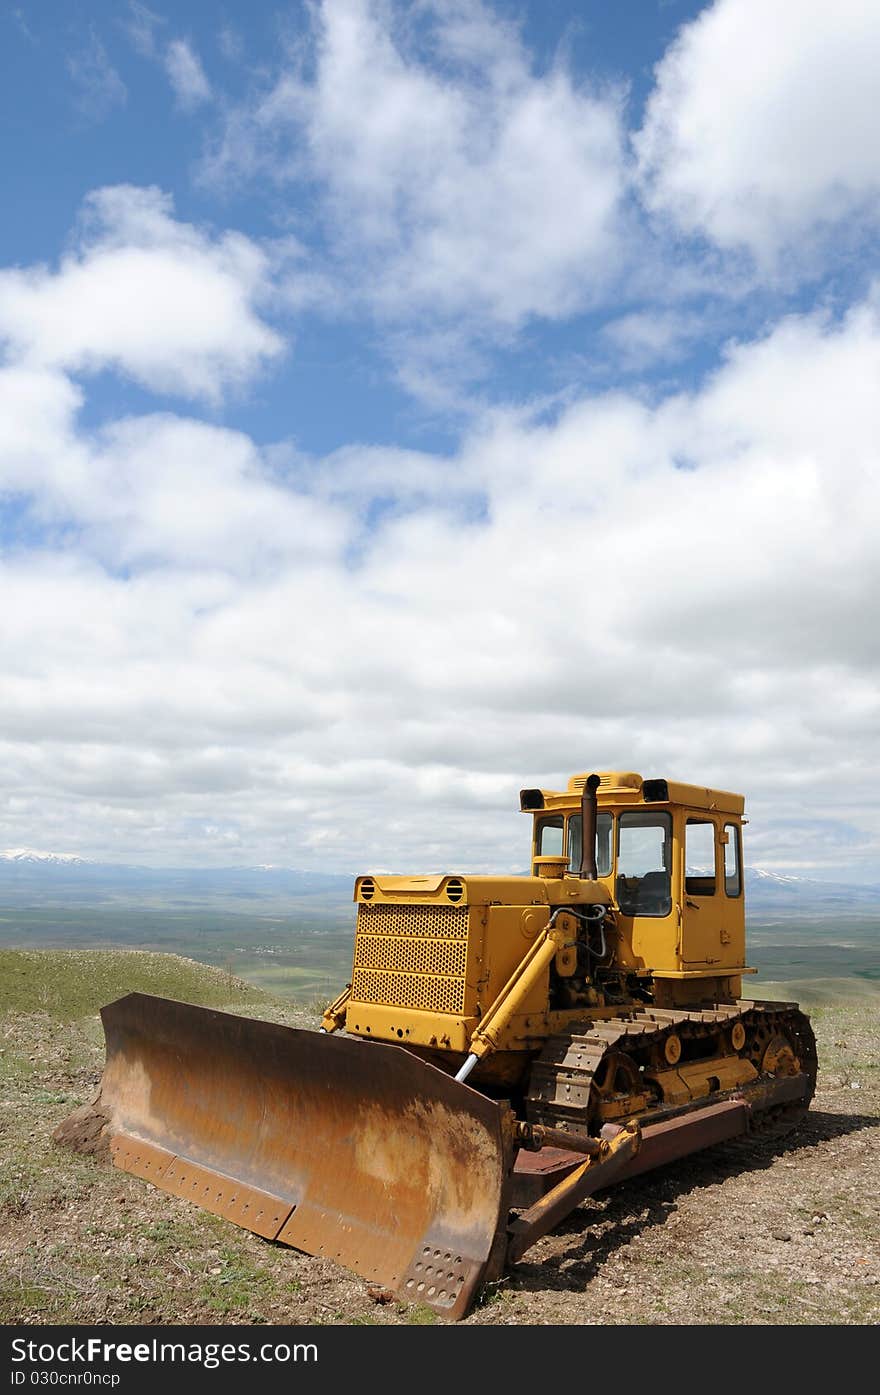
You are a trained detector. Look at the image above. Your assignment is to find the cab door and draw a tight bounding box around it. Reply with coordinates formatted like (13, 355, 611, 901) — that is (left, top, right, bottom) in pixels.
(679, 816, 720, 965)
(618, 810, 680, 973)
(716, 821, 745, 964)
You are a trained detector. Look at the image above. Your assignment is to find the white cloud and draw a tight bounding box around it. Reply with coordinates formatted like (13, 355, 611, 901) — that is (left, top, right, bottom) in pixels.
(208, 0, 629, 328)
(123, 2, 165, 58)
(599, 309, 707, 372)
(6, 4, 880, 883)
(0, 186, 283, 401)
(67, 32, 127, 122)
(636, 0, 880, 267)
(164, 37, 212, 110)
(0, 371, 346, 574)
(218, 25, 243, 63)
(1, 269, 879, 872)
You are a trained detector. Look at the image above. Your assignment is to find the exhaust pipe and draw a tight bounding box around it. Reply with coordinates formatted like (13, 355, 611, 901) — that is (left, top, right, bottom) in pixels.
(579, 773, 601, 880)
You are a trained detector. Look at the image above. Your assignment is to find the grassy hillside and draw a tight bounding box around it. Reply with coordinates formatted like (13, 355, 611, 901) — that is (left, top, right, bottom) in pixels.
(0, 908, 355, 1005)
(0, 947, 286, 1022)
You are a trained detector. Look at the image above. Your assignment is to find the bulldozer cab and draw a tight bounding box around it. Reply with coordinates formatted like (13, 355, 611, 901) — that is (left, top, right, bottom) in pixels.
(527, 772, 748, 985)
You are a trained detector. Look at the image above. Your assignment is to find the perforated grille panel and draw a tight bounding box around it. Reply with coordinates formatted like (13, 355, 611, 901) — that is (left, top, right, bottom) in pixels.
(354, 934, 468, 977)
(351, 903, 469, 1015)
(356, 903, 468, 938)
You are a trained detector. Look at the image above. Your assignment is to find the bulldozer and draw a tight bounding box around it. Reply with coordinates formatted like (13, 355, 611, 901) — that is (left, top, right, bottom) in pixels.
(56, 771, 817, 1319)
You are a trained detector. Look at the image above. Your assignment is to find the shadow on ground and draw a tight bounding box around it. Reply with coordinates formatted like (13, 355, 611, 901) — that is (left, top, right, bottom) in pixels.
(507, 1108, 878, 1295)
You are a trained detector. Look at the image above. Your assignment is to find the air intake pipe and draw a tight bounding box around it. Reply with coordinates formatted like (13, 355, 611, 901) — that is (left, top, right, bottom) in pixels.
(579, 773, 601, 880)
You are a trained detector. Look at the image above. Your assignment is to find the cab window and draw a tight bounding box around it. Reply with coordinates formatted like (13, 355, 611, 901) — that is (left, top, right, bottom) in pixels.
(568, 813, 613, 876)
(685, 819, 716, 896)
(723, 823, 742, 897)
(616, 812, 672, 917)
(535, 816, 564, 858)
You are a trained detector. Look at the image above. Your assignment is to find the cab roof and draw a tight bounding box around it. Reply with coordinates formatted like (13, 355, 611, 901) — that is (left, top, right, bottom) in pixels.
(521, 771, 744, 817)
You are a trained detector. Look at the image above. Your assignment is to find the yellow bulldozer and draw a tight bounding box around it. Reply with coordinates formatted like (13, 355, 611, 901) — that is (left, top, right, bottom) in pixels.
(56, 771, 817, 1319)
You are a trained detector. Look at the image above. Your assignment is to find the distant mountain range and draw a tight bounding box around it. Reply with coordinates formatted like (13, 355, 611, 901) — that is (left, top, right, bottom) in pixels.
(1, 849, 879, 918)
(0, 850, 356, 913)
(1, 849, 91, 866)
(743, 866, 880, 914)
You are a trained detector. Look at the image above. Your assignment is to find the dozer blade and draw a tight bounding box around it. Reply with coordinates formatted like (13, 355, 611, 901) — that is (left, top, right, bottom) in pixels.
(54, 993, 517, 1320)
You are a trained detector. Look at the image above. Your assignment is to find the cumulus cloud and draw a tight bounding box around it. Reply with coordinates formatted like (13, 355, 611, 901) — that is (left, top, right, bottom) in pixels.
(208, 0, 629, 328)
(0, 186, 283, 401)
(164, 37, 212, 109)
(1, 269, 879, 872)
(636, 0, 880, 267)
(0, 370, 345, 575)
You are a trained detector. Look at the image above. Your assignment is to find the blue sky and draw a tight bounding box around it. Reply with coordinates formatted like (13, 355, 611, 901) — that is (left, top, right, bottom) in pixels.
(1, 0, 879, 878)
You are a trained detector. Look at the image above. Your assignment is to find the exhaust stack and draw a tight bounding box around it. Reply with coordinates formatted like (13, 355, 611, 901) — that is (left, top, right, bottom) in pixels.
(579, 773, 601, 880)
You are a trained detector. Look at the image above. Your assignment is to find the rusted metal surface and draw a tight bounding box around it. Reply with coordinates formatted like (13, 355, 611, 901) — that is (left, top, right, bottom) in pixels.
(738, 1070, 812, 1115)
(161, 1157, 294, 1240)
(511, 1146, 588, 1208)
(109, 1136, 176, 1185)
(515, 1121, 604, 1156)
(56, 993, 516, 1321)
(506, 1122, 640, 1263)
(602, 1098, 749, 1182)
(511, 1073, 812, 1204)
(510, 1103, 750, 1206)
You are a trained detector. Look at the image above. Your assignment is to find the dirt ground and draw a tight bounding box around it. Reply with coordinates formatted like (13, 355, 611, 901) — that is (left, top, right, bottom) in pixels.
(1, 954, 877, 1328)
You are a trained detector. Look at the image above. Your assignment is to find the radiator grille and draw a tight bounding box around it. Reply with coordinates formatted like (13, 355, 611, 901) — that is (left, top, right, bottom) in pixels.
(351, 903, 469, 1015)
(353, 933, 468, 977)
(355, 903, 468, 938)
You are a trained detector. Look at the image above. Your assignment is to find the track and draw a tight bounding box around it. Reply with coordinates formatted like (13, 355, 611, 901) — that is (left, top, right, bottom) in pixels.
(525, 999, 818, 1142)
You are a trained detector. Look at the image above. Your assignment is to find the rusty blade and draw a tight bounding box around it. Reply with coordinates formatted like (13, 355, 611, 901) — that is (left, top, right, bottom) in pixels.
(55, 993, 516, 1320)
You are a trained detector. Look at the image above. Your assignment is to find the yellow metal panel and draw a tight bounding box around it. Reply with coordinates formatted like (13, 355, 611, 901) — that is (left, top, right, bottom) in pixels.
(343, 1002, 476, 1052)
(663, 782, 744, 815)
(356, 873, 555, 906)
(653, 967, 756, 979)
(357, 873, 447, 895)
(480, 904, 551, 1023)
(567, 771, 642, 793)
(536, 772, 745, 816)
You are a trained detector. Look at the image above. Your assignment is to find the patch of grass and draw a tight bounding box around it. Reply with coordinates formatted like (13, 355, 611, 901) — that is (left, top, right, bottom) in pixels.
(0, 948, 278, 1023)
(196, 1247, 287, 1319)
(0, 1121, 98, 1213)
(137, 1219, 181, 1251)
(476, 1280, 511, 1309)
(0, 1286, 51, 1317)
(404, 1303, 437, 1325)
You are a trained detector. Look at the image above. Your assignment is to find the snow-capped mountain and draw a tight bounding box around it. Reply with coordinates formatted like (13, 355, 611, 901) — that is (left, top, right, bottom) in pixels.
(749, 868, 807, 886)
(0, 848, 91, 866)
